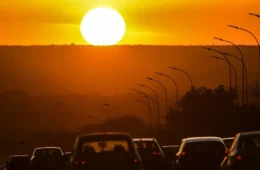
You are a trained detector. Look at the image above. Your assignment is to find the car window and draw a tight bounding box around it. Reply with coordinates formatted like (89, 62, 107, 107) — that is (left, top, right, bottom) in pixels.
(183, 141, 225, 154)
(81, 140, 130, 153)
(134, 141, 159, 151)
(34, 149, 62, 156)
(239, 135, 260, 150)
(8, 157, 30, 168)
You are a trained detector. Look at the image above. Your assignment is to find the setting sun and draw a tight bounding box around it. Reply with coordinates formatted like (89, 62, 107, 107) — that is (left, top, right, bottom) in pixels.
(80, 7, 126, 46)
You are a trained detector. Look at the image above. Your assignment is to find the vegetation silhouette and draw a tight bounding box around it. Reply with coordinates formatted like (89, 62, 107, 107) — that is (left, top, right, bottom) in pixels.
(166, 85, 260, 144)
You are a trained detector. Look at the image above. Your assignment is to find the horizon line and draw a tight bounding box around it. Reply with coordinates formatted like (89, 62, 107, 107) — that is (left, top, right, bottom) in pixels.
(0, 44, 258, 47)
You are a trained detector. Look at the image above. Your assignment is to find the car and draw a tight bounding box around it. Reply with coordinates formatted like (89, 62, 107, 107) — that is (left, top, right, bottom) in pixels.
(162, 145, 179, 170)
(176, 136, 228, 170)
(69, 132, 143, 170)
(222, 137, 235, 149)
(133, 138, 164, 170)
(5, 155, 30, 170)
(221, 131, 260, 170)
(30, 147, 64, 170)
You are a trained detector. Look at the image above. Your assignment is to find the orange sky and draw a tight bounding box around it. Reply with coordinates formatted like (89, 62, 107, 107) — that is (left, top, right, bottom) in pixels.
(1, 0, 260, 45)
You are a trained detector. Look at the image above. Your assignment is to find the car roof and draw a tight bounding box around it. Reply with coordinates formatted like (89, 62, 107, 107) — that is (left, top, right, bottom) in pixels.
(162, 145, 179, 148)
(34, 147, 61, 150)
(77, 132, 132, 140)
(222, 137, 235, 140)
(133, 138, 156, 142)
(239, 131, 260, 136)
(10, 155, 30, 158)
(182, 136, 223, 143)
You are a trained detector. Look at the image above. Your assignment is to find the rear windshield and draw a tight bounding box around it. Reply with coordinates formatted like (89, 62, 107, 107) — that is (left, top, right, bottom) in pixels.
(134, 141, 160, 151)
(238, 135, 260, 150)
(9, 157, 30, 167)
(183, 141, 225, 153)
(34, 149, 62, 156)
(81, 140, 130, 153)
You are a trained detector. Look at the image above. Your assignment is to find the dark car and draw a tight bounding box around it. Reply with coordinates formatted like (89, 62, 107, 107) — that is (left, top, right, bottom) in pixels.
(176, 137, 228, 170)
(69, 132, 143, 170)
(6, 155, 30, 170)
(222, 137, 235, 149)
(221, 131, 260, 170)
(133, 138, 164, 170)
(30, 147, 64, 170)
(162, 145, 179, 170)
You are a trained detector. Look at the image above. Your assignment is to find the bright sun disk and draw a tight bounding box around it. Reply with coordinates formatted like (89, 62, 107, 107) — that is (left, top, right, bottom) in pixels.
(80, 7, 126, 46)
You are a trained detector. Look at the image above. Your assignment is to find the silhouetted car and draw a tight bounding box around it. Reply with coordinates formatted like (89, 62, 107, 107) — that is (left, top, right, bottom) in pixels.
(176, 137, 227, 170)
(0, 161, 9, 170)
(69, 132, 143, 170)
(221, 131, 260, 170)
(222, 137, 235, 149)
(162, 145, 179, 170)
(30, 147, 64, 170)
(5, 155, 30, 170)
(133, 138, 164, 170)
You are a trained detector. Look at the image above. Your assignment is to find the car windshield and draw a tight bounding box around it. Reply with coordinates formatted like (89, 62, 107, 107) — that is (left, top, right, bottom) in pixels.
(34, 149, 62, 156)
(239, 135, 260, 151)
(8, 157, 30, 168)
(134, 141, 160, 152)
(184, 141, 225, 154)
(81, 140, 130, 154)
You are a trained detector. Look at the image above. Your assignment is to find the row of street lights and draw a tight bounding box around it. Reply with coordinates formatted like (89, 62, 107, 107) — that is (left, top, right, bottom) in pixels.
(201, 12, 260, 106)
(94, 67, 193, 129)
(90, 12, 260, 126)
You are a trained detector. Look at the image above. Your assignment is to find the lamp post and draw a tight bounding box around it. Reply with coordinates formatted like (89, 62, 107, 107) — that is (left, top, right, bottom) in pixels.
(154, 72, 179, 108)
(138, 84, 160, 129)
(213, 37, 245, 105)
(223, 52, 249, 105)
(210, 56, 238, 105)
(104, 104, 122, 116)
(228, 25, 260, 80)
(249, 13, 260, 18)
(147, 77, 168, 120)
(168, 67, 193, 89)
(202, 47, 233, 93)
(132, 88, 157, 127)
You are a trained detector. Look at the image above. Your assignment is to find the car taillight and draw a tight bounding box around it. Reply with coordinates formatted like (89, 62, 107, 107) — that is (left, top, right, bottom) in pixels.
(74, 160, 86, 165)
(133, 159, 139, 163)
(152, 152, 162, 155)
(181, 152, 186, 156)
(225, 149, 229, 154)
(236, 155, 242, 160)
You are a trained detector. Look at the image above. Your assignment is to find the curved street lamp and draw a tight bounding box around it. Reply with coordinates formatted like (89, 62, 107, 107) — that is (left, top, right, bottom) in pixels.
(104, 104, 122, 116)
(147, 77, 168, 117)
(202, 47, 233, 92)
(132, 88, 157, 127)
(137, 84, 160, 128)
(249, 13, 260, 18)
(223, 52, 249, 105)
(210, 56, 238, 105)
(213, 37, 245, 105)
(228, 25, 260, 80)
(168, 67, 193, 89)
(154, 72, 179, 107)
